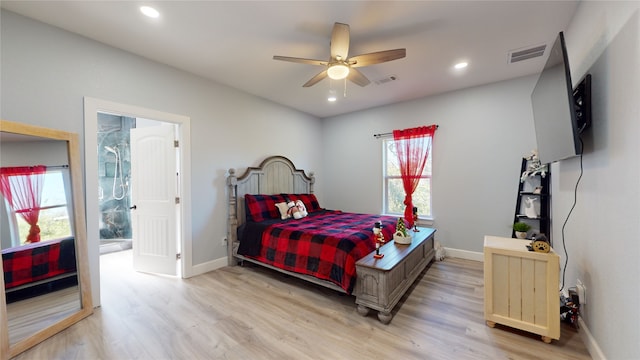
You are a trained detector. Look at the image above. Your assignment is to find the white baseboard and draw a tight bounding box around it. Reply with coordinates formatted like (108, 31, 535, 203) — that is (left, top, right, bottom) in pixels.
(578, 316, 606, 360)
(189, 256, 228, 277)
(444, 247, 484, 262)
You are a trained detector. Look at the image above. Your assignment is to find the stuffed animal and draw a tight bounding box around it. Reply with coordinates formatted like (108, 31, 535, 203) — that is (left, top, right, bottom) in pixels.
(286, 201, 303, 219)
(520, 149, 548, 182)
(295, 200, 308, 218)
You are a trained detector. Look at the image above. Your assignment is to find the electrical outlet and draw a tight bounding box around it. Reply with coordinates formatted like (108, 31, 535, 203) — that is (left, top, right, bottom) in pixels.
(568, 288, 579, 305)
(576, 279, 586, 305)
(221, 237, 227, 246)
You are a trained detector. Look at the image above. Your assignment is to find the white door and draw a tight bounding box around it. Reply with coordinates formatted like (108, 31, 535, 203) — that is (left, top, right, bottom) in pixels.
(130, 124, 178, 275)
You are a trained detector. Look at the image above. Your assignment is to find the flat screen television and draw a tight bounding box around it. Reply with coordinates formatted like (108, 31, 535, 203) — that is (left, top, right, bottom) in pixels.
(531, 31, 591, 165)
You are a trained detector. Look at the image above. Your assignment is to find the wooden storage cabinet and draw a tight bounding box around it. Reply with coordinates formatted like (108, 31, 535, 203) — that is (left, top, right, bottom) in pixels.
(355, 228, 436, 324)
(483, 236, 560, 343)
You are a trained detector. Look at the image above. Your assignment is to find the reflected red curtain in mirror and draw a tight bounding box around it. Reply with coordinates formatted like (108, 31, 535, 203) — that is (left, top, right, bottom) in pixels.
(392, 125, 436, 228)
(0, 165, 47, 243)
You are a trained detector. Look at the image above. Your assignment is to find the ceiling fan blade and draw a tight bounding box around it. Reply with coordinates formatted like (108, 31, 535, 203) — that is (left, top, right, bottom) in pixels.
(330, 22, 350, 60)
(273, 56, 327, 66)
(348, 68, 371, 87)
(303, 70, 328, 87)
(349, 49, 406, 68)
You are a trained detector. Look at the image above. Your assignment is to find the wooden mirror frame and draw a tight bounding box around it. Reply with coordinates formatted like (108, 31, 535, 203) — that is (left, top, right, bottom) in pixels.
(0, 119, 93, 359)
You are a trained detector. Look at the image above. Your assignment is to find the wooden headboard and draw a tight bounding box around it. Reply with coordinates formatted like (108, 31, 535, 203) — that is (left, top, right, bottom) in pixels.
(226, 156, 315, 265)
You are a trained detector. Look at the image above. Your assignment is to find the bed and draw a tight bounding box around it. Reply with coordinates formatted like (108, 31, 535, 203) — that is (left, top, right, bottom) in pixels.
(2, 237, 77, 297)
(226, 156, 435, 300)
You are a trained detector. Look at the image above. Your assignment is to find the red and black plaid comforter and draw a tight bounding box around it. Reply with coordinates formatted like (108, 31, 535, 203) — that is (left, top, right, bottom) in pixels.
(2, 237, 76, 290)
(244, 210, 398, 294)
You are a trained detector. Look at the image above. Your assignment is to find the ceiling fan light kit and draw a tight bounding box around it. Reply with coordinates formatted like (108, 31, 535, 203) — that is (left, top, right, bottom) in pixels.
(327, 64, 350, 80)
(274, 22, 406, 88)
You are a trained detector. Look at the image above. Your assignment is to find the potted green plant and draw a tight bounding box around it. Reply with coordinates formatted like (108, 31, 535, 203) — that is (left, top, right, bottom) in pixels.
(513, 222, 531, 239)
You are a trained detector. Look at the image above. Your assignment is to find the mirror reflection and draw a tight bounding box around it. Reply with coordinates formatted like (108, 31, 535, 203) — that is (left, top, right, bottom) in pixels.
(0, 132, 81, 346)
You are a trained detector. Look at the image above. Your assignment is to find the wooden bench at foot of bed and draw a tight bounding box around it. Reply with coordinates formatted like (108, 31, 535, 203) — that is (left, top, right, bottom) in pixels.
(2, 237, 77, 293)
(354, 227, 436, 324)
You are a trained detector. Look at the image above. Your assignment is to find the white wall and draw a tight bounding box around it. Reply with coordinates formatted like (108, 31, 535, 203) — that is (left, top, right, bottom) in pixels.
(0, 10, 323, 305)
(561, 3, 639, 359)
(322, 75, 538, 252)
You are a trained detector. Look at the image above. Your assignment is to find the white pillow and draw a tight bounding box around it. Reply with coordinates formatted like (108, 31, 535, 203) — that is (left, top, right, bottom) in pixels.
(275, 202, 291, 220)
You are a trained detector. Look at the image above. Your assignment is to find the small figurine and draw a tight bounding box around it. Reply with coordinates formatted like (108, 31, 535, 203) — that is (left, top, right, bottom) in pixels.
(396, 217, 409, 237)
(412, 207, 420, 232)
(520, 149, 548, 182)
(524, 197, 539, 219)
(373, 221, 385, 259)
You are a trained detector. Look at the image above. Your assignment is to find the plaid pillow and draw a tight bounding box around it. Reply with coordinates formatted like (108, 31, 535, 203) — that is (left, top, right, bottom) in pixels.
(245, 194, 286, 222)
(281, 193, 322, 212)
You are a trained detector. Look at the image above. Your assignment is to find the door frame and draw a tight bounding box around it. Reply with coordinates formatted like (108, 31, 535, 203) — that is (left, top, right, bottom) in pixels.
(83, 97, 193, 307)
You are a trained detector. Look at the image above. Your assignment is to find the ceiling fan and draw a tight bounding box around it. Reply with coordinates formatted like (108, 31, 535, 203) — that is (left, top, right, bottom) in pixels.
(273, 22, 406, 87)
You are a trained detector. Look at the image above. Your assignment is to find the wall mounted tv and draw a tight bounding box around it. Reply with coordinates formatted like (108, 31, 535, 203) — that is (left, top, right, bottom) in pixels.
(531, 31, 592, 165)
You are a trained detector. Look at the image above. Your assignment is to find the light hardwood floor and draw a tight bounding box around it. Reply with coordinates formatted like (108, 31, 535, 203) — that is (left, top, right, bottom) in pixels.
(12, 250, 591, 359)
(7, 285, 80, 345)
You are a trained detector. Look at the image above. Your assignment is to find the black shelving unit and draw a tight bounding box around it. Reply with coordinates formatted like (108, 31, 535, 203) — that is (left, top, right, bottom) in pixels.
(512, 157, 551, 240)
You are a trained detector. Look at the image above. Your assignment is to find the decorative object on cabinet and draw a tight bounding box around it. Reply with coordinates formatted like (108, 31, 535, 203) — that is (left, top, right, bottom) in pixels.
(393, 218, 411, 244)
(373, 221, 385, 258)
(512, 222, 531, 239)
(527, 233, 551, 253)
(512, 154, 550, 240)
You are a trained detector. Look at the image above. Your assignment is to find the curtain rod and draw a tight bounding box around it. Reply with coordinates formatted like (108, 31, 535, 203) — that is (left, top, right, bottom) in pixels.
(0, 165, 68, 171)
(373, 125, 439, 138)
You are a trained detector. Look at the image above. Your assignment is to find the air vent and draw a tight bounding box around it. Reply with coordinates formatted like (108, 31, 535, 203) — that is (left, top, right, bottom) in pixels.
(374, 75, 398, 85)
(508, 44, 547, 63)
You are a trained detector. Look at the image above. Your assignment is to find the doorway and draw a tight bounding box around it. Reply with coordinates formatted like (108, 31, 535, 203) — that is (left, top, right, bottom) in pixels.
(84, 97, 193, 307)
(97, 113, 135, 254)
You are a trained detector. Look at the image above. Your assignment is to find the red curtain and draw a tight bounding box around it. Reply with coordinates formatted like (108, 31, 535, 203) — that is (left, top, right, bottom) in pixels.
(393, 125, 437, 228)
(0, 165, 47, 243)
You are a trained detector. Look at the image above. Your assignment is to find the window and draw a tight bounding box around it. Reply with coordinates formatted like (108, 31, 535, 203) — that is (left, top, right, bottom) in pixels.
(383, 138, 433, 218)
(3, 168, 73, 246)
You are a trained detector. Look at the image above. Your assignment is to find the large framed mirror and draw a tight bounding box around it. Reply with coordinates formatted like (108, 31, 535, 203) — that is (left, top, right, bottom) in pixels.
(0, 119, 92, 359)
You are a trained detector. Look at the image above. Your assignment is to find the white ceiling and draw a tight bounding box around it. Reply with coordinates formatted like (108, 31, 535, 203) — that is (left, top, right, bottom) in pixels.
(1, 1, 578, 118)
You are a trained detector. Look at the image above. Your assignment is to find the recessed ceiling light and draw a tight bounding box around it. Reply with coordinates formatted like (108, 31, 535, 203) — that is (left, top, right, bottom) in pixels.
(140, 6, 160, 18)
(454, 62, 468, 69)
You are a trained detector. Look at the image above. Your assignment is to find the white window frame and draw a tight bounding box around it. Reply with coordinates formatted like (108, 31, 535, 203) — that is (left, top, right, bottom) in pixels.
(382, 138, 433, 220)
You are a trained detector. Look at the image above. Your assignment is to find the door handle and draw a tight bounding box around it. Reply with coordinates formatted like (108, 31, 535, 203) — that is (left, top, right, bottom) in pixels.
(130, 205, 137, 210)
